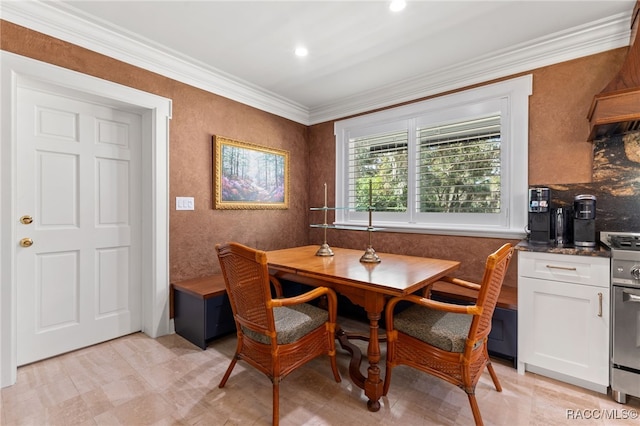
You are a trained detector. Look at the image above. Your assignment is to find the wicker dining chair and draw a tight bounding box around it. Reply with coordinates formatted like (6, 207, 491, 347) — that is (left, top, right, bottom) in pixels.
(383, 243, 514, 426)
(215, 242, 341, 426)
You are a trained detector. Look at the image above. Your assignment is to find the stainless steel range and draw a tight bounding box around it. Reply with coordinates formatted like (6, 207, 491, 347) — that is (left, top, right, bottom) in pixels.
(600, 231, 640, 404)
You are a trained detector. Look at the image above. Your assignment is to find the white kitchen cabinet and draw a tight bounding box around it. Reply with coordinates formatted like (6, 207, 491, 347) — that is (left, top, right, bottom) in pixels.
(517, 250, 610, 393)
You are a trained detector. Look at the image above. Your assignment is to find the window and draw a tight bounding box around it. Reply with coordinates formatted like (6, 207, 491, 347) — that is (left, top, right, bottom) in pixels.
(416, 115, 501, 214)
(335, 75, 532, 238)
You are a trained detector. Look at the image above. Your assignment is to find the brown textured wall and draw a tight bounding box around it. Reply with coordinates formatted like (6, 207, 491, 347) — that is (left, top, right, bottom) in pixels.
(0, 21, 309, 282)
(2, 20, 628, 288)
(528, 48, 628, 184)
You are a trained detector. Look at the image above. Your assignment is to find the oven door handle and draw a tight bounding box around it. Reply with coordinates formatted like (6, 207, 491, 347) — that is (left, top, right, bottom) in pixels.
(622, 290, 640, 303)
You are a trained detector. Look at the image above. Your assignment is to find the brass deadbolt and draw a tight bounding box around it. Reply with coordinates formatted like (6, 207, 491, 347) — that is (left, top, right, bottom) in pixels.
(20, 215, 33, 225)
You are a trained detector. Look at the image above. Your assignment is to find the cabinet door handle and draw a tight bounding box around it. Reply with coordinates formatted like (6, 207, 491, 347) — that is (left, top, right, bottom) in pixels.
(545, 264, 577, 271)
(598, 292, 603, 317)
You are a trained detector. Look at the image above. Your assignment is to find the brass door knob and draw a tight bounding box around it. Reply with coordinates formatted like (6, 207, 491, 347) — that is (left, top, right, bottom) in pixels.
(20, 215, 33, 225)
(19, 238, 33, 247)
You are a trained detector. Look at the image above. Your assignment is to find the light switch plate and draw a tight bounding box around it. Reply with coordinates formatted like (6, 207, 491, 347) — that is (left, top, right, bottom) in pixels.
(176, 196, 195, 210)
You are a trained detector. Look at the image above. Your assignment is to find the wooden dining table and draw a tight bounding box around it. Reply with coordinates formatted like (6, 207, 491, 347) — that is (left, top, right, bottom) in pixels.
(266, 245, 460, 412)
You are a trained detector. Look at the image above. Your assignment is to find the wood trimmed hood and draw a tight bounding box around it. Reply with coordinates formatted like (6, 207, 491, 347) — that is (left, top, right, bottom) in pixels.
(588, 0, 640, 141)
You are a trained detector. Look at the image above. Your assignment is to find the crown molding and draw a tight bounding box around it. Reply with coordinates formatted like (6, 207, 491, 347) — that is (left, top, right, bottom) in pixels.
(0, 1, 311, 124)
(1, 2, 631, 126)
(309, 12, 632, 124)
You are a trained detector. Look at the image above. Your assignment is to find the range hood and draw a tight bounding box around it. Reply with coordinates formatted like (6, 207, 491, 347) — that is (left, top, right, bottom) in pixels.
(587, 0, 640, 141)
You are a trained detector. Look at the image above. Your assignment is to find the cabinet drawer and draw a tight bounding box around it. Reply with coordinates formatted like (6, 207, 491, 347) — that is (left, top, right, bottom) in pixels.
(518, 251, 609, 287)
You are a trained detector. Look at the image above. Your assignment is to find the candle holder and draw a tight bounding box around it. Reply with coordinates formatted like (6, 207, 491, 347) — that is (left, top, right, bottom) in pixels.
(315, 183, 334, 257)
(359, 232, 381, 263)
(316, 241, 334, 257)
(360, 180, 381, 263)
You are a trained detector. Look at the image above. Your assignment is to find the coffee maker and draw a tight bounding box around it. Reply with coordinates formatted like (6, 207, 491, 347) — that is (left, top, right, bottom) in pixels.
(528, 187, 551, 244)
(573, 194, 596, 247)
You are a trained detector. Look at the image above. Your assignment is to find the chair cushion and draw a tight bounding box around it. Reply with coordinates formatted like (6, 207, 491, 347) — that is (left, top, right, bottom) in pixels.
(393, 304, 472, 353)
(243, 303, 328, 345)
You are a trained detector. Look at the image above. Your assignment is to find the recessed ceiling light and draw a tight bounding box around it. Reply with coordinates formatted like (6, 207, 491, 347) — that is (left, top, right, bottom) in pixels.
(390, 0, 406, 12)
(294, 47, 308, 57)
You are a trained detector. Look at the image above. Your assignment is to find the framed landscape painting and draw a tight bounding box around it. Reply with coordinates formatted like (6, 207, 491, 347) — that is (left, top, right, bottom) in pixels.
(213, 135, 289, 209)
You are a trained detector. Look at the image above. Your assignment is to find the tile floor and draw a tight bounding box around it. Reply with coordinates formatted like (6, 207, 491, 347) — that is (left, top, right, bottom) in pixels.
(1, 317, 639, 425)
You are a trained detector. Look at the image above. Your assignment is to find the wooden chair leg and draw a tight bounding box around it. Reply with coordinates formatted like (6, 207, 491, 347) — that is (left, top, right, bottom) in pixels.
(273, 380, 280, 426)
(467, 392, 484, 426)
(382, 365, 392, 396)
(218, 357, 238, 388)
(486, 361, 502, 392)
(329, 354, 341, 382)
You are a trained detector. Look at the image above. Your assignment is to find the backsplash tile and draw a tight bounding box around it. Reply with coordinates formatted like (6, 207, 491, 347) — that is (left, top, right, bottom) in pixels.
(540, 130, 640, 234)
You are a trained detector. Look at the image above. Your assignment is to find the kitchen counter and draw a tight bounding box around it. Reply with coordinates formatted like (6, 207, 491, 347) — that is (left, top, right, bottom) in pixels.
(516, 239, 610, 257)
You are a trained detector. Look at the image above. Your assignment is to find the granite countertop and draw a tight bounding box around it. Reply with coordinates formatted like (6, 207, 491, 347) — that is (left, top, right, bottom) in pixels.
(516, 239, 611, 258)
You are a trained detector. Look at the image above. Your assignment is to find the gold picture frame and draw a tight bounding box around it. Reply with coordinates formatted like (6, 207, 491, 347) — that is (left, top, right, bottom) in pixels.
(213, 135, 289, 209)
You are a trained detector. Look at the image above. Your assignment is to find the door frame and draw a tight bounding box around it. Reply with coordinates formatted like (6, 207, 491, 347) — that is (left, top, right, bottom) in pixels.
(0, 52, 172, 387)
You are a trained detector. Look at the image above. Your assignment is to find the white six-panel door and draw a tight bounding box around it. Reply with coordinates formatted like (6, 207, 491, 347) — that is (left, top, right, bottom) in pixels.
(16, 86, 142, 365)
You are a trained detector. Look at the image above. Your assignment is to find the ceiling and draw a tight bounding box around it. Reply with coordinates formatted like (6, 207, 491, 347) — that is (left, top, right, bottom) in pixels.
(1, 1, 636, 124)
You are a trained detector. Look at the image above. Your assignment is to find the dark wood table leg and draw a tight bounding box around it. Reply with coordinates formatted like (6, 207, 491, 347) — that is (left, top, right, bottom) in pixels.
(335, 312, 384, 412)
(336, 327, 365, 389)
(363, 311, 382, 412)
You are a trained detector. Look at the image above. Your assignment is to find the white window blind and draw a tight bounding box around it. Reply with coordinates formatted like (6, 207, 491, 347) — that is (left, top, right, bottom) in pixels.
(348, 130, 408, 212)
(334, 75, 532, 238)
(417, 115, 501, 214)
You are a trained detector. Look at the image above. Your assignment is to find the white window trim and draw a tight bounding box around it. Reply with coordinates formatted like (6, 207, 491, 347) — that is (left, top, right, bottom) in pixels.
(334, 75, 532, 239)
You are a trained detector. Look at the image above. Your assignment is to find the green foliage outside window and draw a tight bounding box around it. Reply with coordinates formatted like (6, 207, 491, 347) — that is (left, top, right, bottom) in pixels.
(418, 136, 501, 213)
(350, 115, 501, 214)
(351, 134, 408, 212)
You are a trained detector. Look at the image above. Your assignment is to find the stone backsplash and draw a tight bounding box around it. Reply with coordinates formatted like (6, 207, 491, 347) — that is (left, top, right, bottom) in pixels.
(539, 130, 640, 235)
